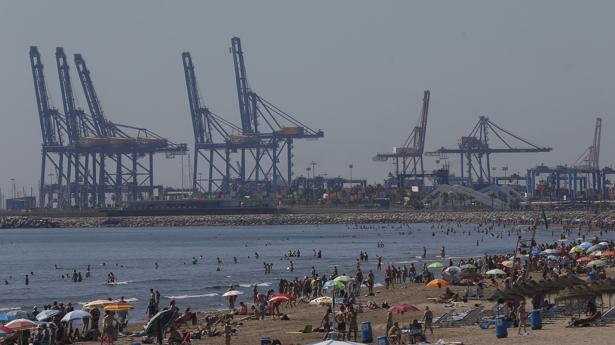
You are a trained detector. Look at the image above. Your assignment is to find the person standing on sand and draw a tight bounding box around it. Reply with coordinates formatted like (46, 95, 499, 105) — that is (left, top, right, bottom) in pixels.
(422, 306, 433, 335)
(346, 304, 358, 341)
(517, 300, 528, 335)
(321, 307, 331, 340)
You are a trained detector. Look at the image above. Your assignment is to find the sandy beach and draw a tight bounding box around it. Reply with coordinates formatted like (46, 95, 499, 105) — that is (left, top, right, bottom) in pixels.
(109, 271, 615, 345)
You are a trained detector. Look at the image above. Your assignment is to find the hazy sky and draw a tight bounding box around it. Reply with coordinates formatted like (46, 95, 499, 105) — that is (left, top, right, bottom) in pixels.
(1, 1, 613, 195)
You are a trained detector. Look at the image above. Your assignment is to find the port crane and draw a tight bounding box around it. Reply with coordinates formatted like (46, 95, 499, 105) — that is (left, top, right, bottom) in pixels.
(373, 90, 431, 187)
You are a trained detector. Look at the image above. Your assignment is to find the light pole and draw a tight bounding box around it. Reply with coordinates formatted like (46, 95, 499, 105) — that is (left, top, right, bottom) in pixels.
(349, 164, 353, 188)
(10, 178, 15, 199)
(310, 161, 317, 180)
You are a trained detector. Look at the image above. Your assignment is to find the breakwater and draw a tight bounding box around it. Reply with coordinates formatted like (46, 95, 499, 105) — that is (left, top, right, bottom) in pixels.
(1, 210, 614, 229)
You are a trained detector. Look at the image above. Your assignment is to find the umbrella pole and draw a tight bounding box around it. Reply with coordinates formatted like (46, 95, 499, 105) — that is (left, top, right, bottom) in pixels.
(332, 287, 336, 340)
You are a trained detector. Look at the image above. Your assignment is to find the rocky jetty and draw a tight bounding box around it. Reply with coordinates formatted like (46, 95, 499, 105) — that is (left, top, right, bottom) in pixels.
(0, 209, 614, 229)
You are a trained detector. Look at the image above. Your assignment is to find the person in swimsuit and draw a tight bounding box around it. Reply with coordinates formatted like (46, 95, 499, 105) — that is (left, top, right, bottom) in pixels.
(321, 307, 331, 340)
(336, 306, 347, 340)
(346, 304, 358, 341)
(423, 306, 433, 335)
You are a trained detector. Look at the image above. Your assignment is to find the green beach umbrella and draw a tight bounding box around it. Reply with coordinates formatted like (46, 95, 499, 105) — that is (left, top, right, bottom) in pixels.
(428, 262, 444, 269)
(333, 275, 352, 284)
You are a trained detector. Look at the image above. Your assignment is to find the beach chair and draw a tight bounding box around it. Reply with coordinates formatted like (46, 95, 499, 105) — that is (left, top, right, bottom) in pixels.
(591, 307, 615, 326)
(449, 306, 484, 326)
(433, 309, 455, 327)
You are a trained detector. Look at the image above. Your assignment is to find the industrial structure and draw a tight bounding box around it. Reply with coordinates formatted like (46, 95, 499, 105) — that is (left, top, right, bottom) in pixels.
(30, 46, 187, 208)
(428, 116, 552, 187)
(527, 118, 614, 200)
(184, 37, 324, 196)
(373, 90, 431, 188)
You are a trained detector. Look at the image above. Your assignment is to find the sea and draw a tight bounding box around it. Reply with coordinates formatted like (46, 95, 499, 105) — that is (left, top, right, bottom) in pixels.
(0, 222, 606, 321)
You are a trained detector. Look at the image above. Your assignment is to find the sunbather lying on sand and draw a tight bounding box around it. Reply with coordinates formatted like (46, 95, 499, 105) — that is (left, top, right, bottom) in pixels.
(567, 311, 602, 327)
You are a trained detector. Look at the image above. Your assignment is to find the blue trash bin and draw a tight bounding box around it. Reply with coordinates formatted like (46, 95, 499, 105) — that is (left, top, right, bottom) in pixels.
(377, 335, 389, 345)
(495, 316, 508, 338)
(531, 309, 542, 330)
(361, 321, 373, 343)
(260, 336, 272, 345)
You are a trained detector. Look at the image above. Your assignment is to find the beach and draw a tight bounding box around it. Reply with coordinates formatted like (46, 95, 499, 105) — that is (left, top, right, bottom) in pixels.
(112, 272, 615, 345)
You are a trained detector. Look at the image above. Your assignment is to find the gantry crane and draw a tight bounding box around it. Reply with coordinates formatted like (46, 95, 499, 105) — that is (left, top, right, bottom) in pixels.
(574, 117, 602, 170)
(31, 46, 187, 209)
(427, 116, 551, 186)
(183, 51, 272, 194)
(230, 37, 324, 189)
(373, 90, 430, 187)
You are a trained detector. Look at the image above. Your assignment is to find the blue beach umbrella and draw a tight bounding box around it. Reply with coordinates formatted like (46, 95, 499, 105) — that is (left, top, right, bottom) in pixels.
(547, 255, 558, 261)
(579, 242, 592, 250)
(35, 310, 59, 321)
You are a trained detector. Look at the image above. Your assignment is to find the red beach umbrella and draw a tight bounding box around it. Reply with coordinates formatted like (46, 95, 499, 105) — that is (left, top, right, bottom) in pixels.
(388, 304, 420, 313)
(268, 295, 291, 304)
(577, 257, 592, 263)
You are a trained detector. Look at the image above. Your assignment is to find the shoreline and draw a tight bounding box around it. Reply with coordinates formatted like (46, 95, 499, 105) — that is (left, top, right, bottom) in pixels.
(1, 209, 614, 229)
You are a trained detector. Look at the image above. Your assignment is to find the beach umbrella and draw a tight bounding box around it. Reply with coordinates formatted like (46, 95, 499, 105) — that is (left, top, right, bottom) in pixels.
(602, 251, 615, 257)
(576, 257, 592, 263)
(547, 255, 558, 261)
(460, 264, 476, 270)
(486, 269, 506, 276)
(588, 260, 606, 268)
(541, 249, 559, 255)
(309, 297, 332, 305)
(61, 310, 91, 322)
(427, 262, 444, 269)
(569, 246, 583, 254)
(268, 295, 290, 304)
(587, 245, 604, 253)
(500, 260, 513, 268)
(387, 304, 419, 313)
(5, 319, 37, 331)
(599, 241, 609, 246)
(271, 293, 295, 301)
(425, 279, 448, 288)
(590, 251, 603, 257)
(144, 309, 179, 336)
(444, 266, 461, 274)
(221, 290, 243, 297)
(323, 280, 345, 290)
(104, 301, 134, 312)
(579, 242, 592, 250)
(35, 310, 59, 321)
(0, 324, 15, 338)
(83, 300, 113, 309)
(308, 340, 365, 345)
(0, 311, 28, 323)
(333, 275, 352, 284)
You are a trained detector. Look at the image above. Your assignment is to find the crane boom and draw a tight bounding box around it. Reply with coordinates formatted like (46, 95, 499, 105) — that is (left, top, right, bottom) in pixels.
(55, 47, 81, 144)
(29, 46, 63, 146)
(74, 53, 112, 137)
(182, 52, 211, 144)
(592, 117, 602, 169)
(231, 37, 255, 134)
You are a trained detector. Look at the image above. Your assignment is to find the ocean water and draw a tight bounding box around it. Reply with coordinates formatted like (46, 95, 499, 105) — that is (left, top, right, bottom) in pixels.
(0, 222, 605, 320)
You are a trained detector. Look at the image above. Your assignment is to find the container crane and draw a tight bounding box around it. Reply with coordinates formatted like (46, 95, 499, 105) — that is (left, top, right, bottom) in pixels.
(230, 37, 324, 189)
(428, 116, 552, 186)
(374, 91, 430, 187)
